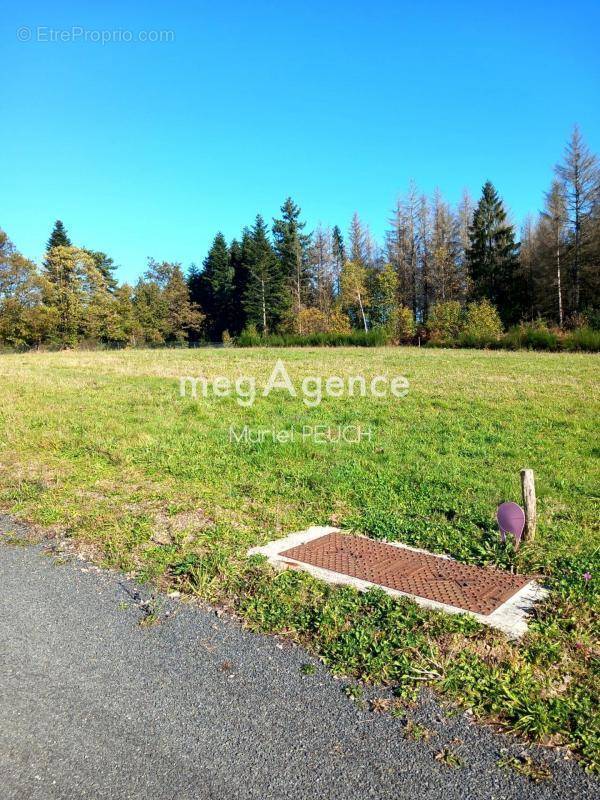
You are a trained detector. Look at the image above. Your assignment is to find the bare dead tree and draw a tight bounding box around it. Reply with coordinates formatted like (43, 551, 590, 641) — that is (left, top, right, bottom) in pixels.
(555, 125, 599, 314)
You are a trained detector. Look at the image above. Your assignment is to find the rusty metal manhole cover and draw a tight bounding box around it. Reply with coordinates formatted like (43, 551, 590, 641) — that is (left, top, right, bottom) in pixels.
(280, 532, 529, 615)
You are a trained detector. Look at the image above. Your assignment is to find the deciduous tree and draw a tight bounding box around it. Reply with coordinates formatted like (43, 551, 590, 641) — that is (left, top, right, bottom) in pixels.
(42, 246, 97, 346)
(340, 260, 370, 331)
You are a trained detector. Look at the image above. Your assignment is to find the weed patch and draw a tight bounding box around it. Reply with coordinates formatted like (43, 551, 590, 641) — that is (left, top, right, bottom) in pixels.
(497, 753, 553, 783)
(435, 748, 464, 768)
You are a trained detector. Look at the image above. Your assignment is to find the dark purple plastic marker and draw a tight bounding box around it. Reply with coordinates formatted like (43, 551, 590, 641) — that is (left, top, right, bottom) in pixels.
(497, 502, 526, 549)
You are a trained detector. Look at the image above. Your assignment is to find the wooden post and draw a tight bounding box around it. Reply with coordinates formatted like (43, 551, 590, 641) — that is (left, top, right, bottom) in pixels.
(520, 469, 537, 542)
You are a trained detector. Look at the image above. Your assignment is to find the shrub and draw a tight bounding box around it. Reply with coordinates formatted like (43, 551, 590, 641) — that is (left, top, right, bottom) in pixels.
(328, 309, 353, 334)
(498, 322, 600, 352)
(565, 312, 589, 331)
(426, 301, 463, 344)
(293, 307, 352, 335)
(563, 327, 600, 352)
(390, 305, 416, 344)
(459, 300, 503, 347)
(294, 308, 330, 335)
(237, 324, 262, 347)
(221, 330, 233, 347)
(581, 308, 600, 331)
(236, 328, 390, 348)
(233, 312, 600, 352)
(501, 321, 559, 351)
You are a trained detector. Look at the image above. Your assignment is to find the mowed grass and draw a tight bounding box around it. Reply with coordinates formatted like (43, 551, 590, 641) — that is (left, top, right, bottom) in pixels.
(0, 347, 598, 767)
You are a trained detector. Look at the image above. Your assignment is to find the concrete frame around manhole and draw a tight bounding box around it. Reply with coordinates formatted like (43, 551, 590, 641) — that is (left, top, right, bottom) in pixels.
(248, 526, 548, 639)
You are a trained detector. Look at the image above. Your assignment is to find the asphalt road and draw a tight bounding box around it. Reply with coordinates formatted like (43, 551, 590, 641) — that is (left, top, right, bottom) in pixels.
(0, 518, 596, 799)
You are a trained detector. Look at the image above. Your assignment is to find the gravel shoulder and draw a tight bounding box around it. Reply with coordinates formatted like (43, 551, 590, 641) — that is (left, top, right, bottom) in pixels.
(0, 517, 596, 800)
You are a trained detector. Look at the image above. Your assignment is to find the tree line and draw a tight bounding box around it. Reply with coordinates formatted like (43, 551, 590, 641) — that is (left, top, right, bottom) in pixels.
(1, 126, 599, 350)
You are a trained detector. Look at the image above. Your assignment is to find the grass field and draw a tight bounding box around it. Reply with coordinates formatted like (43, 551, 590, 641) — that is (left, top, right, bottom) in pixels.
(0, 347, 598, 768)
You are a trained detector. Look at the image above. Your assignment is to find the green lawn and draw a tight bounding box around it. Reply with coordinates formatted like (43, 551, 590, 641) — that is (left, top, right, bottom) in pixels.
(0, 347, 598, 767)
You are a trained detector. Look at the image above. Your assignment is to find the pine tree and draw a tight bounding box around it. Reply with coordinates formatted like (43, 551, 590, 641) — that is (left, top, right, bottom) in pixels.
(187, 263, 203, 306)
(187, 262, 209, 341)
(47, 220, 72, 250)
(466, 181, 521, 324)
(84, 250, 118, 292)
(272, 197, 310, 320)
(229, 237, 247, 334)
(203, 232, 234, 338)
(243, 215, 288, 334)
(331, 225, 346, 296)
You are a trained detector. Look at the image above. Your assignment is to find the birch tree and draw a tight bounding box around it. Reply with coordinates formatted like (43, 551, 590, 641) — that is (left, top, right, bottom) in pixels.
(340, 260, 370, 331)
(541, 181, 568, 326)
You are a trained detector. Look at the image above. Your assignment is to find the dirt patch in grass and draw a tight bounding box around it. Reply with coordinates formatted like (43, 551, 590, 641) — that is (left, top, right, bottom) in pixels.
(151, 509, 214, 545)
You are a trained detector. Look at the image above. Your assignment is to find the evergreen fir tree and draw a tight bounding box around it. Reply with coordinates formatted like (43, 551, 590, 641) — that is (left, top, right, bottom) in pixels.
(187, 262, 209, 341)
(47, 220, 72, 250)
(331, 225, 346, 296)
(228, 237, 246, 334)
(466, 181, 521, 323)
(84, 250, 118, 292)
(203, 232, 234, 338)
(243, 216, 288, 334)
(332, 225, 346, 264)
(187, 263, 203, 307)
(272, 197, 310, 319)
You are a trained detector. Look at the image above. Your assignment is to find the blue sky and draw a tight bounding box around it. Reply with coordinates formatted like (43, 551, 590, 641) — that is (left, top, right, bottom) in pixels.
(1, 1, 599, 284)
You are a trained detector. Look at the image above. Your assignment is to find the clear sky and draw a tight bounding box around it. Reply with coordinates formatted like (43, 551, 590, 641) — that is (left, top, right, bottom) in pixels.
(1, 1, 599, 284)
